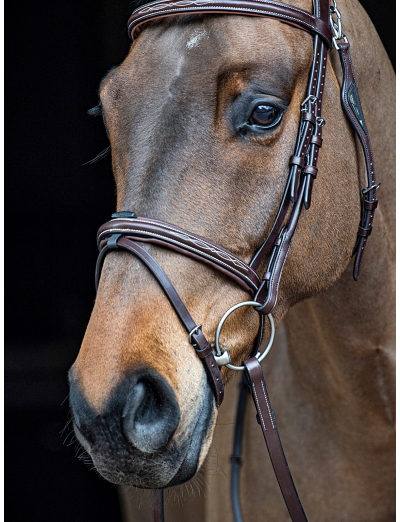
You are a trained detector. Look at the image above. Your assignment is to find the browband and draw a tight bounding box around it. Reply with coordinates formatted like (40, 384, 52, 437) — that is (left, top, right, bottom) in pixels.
(127, 0, 333, 47)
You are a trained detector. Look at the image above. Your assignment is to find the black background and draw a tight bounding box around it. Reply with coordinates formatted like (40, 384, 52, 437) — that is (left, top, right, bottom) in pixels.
(5, 1, 395, 521)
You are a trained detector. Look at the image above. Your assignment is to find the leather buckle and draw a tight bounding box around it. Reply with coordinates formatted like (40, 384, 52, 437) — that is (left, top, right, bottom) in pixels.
(362, 182, 381, 195)
(188, 324, 202, 345)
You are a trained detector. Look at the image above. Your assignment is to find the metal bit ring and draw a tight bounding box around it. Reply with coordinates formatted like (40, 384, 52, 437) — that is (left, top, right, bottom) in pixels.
(214, 301, 275, 371)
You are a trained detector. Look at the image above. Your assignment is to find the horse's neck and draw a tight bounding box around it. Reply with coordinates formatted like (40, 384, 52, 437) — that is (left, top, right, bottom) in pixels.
(280, 15, 396, 423)
(279, 221, 395, 426)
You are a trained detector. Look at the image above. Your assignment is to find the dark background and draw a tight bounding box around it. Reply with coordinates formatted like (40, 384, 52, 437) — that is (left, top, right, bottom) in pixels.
(5, 1, 395, 521)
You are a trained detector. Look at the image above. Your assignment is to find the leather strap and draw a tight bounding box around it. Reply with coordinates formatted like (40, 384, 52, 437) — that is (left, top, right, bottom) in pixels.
(243, 357, 308, 522)
(152, 489, 164, 522)
(250, 31, 328, 273)
(230, 374, 249, 522)
(337, 41, 379, 281)
(253, 178, 305, 314)
(96, 234, 225, 406)
(98, 218, 260, 294)
(127, 0, 333, 48)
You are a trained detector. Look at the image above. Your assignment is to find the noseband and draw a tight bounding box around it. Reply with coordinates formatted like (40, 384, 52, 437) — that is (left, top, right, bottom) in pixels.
(95, 1, 379, 520)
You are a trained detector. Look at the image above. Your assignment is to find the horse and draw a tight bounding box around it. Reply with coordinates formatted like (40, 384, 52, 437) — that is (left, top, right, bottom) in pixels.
(69, 0, 395, 520)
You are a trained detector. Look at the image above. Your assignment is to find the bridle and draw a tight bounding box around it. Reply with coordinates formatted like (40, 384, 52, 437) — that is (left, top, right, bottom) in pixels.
(94, 1, 379, 520)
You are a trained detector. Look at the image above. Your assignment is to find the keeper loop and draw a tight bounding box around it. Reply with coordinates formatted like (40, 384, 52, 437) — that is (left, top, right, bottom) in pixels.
(289, 155, 305, 167)
(303, 165, 318, 178)
(107, 233, 122, 249)
(301, 112, 317, 125)
(358, 226, 372, 237)
(363, 199, 378, 211)
(310, 135, 323, 147)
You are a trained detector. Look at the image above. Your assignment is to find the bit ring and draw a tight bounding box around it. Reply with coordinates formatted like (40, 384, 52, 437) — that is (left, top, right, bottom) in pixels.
(214, 301, 275, 371)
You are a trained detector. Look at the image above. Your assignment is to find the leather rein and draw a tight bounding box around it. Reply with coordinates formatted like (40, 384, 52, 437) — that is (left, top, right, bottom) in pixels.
(94, 1, 379, 520)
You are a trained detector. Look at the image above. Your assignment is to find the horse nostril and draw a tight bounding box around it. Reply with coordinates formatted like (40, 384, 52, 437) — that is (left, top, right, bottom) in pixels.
(123, 371, 180, 454)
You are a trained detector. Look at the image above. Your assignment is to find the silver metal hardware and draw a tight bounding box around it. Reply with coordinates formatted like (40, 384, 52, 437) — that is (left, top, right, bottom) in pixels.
(188, 324, 202, 344)
(362, 183, 381, 195)
(330, 1, 349, 50)
(214, 350, 231, 366)
(214, 301, 275, 371)
(301, 95, 317, 109)
(316, 117, 325, 127)
(332, 34, 348, 51)
(330, 2, 342, 40)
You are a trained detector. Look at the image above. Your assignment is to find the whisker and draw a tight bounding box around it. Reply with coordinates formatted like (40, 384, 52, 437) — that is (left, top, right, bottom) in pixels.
(63, 430, 76, 446)
(83, 146, 111, 165)
(60, 394, 69, 406)
(60, 417, 72, 436)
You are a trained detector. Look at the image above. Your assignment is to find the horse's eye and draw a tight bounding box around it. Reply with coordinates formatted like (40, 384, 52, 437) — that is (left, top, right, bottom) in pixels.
(248, 104, 282, 128)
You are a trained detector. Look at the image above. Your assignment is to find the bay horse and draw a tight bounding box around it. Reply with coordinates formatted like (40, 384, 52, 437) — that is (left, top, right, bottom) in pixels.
(69, 0, 395, 520)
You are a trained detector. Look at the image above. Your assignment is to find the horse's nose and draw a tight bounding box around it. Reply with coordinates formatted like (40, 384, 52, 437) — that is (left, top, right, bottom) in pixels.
(69, 367, 180, 454)
(122, 370, 180, 453)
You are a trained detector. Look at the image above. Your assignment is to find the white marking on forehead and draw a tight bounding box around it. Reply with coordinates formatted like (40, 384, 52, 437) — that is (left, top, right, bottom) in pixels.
(186, 29, 209, 49)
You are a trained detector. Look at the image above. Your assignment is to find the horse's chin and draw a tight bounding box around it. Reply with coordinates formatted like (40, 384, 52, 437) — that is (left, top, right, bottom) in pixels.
(72, 384, 216, 489)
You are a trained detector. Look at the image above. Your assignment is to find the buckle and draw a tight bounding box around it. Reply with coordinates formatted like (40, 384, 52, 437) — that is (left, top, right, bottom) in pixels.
(362, 182, 381, 195)
(301, 95, 317, 111)
(188, 324, 202, 345)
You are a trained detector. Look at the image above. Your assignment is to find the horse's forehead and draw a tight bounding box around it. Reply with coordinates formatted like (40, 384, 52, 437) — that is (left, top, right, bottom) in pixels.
(102, 14, 313, 99)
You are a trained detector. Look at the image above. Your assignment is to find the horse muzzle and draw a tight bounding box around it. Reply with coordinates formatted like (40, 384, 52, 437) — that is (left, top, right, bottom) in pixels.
(68, 365, 214, 488)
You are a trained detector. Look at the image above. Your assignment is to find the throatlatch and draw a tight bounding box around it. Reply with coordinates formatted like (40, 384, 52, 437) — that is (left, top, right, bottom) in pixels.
(94, 1, 379, 520)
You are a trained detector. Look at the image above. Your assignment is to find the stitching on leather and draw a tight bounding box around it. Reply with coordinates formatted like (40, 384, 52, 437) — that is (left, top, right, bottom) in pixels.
(252, 380, 274, 429)
(347, 50, 375, 182)
(267, 248, 290, 312)
(307, 40, 327, 170)
(131, 0, 315, 19)
(251, 382, 267, 431)
(342, 50, 373, 177)
(260, 380, 275, 428)
(115, 218, 259, 276)
(341, 47, 376, 273)
(129, 7, 324, 38)
(101, 218, 261, 279)
(100, 227, 253, 275)
(234, 0, 313, 17)
(99, 227, 259, 290)
(265, 230, 289, 312)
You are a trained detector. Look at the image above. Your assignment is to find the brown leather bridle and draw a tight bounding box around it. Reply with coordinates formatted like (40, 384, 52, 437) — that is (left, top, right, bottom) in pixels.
(94, 1, 379, 520)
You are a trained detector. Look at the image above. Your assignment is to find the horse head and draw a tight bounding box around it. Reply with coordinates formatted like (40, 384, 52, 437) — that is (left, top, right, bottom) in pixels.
(69, 0, 394, 497)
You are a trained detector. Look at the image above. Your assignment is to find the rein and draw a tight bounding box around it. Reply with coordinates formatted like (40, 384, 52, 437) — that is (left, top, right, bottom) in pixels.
(95, 0, 379, 520)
